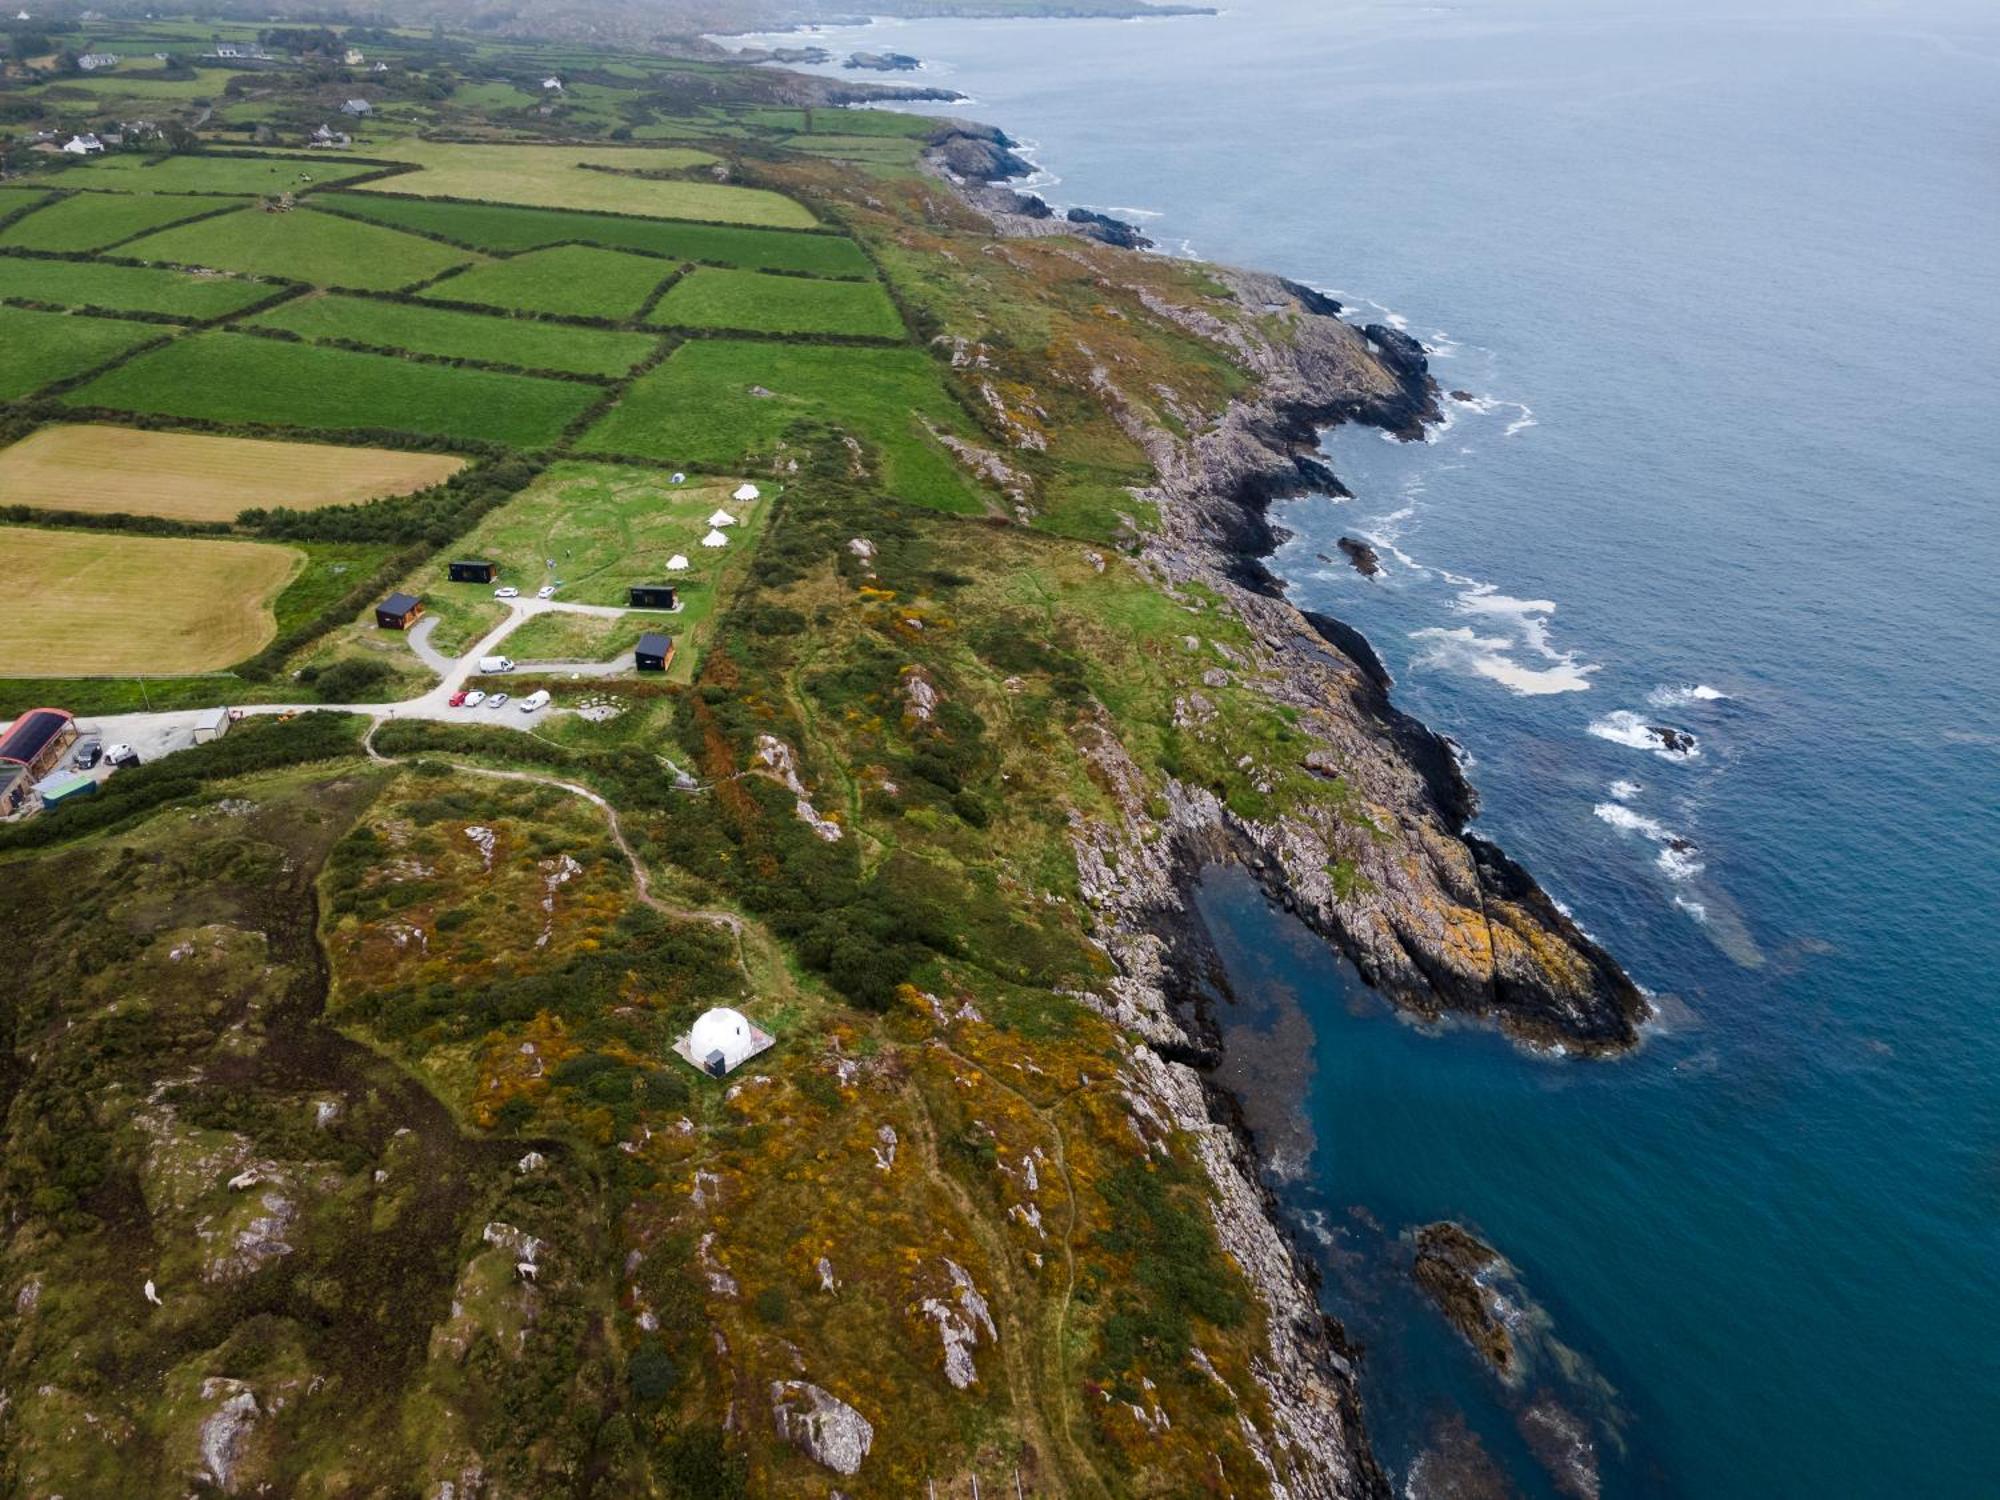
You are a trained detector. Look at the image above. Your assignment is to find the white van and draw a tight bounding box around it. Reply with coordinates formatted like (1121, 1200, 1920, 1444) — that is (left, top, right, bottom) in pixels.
(477, 655, 515, 674)
(519, 690, 551, 713)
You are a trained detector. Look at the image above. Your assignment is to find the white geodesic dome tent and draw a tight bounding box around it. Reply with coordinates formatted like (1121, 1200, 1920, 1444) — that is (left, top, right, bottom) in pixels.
(687, 1007, 756, 1075)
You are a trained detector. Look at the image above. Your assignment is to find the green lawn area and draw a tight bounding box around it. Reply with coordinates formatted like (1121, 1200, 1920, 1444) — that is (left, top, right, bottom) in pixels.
(63, 332, 598, 448)
(0, 255, 273, 319)
(52, 153, 378, 195)
(0, 306, 162, 399)
(0, 192, 239, 252)
(120, 206, 474, 291)
(395, 462, 762, 676)
(421, 245, 670, 320)
(319, 192, 874, 276)
(648, 267, 903, 338)
(0, 187, 52, 218)
(580, 341, 985, 513)
(247, 293, 660, 377)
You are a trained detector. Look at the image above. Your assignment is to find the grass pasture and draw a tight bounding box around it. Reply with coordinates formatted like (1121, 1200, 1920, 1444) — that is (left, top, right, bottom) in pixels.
(0, 306, 161, 400)
(247, 293, 659, 377)
(64, 333, 598, 448)
(0, 192, 239, 252)
(422, 244, 671, 321)
(319, 193, 873, 276)
(120, 207, 474, 291)
(0, 525, 300, 675)
(55, 153, 379, 195)
(361, 140, 815, 227)
(648, 267, 903, 338)
(580, 340, 985, 512)
(0, 426, 465, 522)
(0, 256, 272, 319)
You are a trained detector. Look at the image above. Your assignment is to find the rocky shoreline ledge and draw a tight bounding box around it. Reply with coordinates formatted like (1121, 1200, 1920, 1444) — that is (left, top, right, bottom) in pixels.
(924, 124, 1647, 1494)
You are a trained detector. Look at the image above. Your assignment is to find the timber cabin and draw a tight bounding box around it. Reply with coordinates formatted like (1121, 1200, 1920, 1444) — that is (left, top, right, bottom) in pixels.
(375, 592, 425, 630)
(448, 560, 499, 584)
(0, 707, 77, 780)
(628, 584, 678, 610)
(635, 632, 675, 673)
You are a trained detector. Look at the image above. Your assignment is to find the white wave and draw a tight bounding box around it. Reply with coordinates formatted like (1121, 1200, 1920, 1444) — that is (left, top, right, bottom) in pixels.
(1593, 802, 1670, 840)
(1413, 579, 1600, 693)
(1647, 682, 1729, 708)
(1411, 626, 1597, 695)
(1674, 894, 1710, 923)
(1609, 778, 1644, 800)
(1588, 709, 1700, 760)
(1595, 802, 1705, 880)
(1504, 404, 1538, 437)
(1656, 845, 1706, 881)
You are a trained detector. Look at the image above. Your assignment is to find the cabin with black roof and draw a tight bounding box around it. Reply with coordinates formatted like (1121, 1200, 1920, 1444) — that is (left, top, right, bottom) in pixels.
(0, 707, 77, 780)
(635, 632, 675, 673)
(628, 584, 678, 610)
(375, 592, 424, 630)
(449, 560, 498, 584)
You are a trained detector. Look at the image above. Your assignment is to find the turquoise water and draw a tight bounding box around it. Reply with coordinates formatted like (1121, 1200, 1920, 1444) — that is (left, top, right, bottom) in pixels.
(726, 4, 2000, 1491)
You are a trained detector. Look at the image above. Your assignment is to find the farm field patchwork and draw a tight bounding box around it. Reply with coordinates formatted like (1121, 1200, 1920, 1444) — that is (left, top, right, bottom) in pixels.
(0, 425, 465, 521)
(0, 525, 301, 674)
(120, 206, 474, 291)
(247, 293, 659, 377)
(648, 267, 903, 338)
(421, 245, 670, 321)
(319, 192, 874, 276)
(54, 152, 378, 195)
(360, 139, 815, 227)
(580, 341, 985, 512)
(64, 333, 599, 448)
(0, 191, 239, 252)
(0, 306, 162, 400)
(0, 255, 273, 319)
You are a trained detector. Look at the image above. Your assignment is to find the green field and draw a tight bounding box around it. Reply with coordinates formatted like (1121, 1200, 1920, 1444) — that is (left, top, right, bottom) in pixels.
(422, 245, 669, 320)
(53, 153, 379, 195)
(0, 192, 237, 252)
(361, 139, 814, 226)
(0, 256, 272, 319)
(64, 332, 598, 447)
(247, 293, 659, 377)
(0, 187, 52, 218)
(648, 267, 903, 338)
(0, 306, 161, 399)
(120, 206, 473, 291)
(319, 193, 874, 276)
(580, 340, 983, 511)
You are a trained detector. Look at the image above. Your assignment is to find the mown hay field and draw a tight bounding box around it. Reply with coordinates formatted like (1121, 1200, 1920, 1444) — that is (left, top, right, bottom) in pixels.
(0, 425, 466, 521)
(121, 207, 474, 291)
(0, 255, 272, 319)
(0, 306, 160, 400)
(247, 293, 659, 377)
(0, 191, 237, 252)
(360, 140, 816, 227)
(320, 192, 872, 276)
(648, 267, 903, 338)
(64, 333, 598, 448)
(0, 525, 301, 674)
(57, 153, 377, 195)
(581, 341, 984, 512)
(422, 244, 670, 321)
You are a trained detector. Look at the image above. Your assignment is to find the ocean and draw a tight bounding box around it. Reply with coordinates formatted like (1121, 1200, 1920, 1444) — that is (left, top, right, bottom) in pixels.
(721, 4, 2000, 1492)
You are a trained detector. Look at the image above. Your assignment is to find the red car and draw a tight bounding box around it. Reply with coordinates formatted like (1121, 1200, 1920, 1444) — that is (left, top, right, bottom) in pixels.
(448, 690, 469, 707)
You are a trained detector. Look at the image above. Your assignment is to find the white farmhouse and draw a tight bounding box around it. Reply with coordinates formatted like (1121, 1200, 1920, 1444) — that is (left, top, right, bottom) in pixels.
(62, 133, 105, 155)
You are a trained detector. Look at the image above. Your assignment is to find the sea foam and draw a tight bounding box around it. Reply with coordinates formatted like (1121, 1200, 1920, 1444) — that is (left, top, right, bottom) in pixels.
(1648, 682, 1729, 708)
(1588, 709, 1700, 760)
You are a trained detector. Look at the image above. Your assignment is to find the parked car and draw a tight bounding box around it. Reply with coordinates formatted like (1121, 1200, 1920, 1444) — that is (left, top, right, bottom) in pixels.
(519, 689, 550, 713)
(486, 692, 509, 709)
(461, 690, 485, 708)
(104, 743, 139, 768)
(448, 690, 468, 707)
(72, 742, 102, 770)
(494, 586, 519, 599)
(536, 584, 556, 600)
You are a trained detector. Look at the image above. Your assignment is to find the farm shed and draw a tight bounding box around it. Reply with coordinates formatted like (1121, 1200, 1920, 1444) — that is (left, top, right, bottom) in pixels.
(634, 632, 674, 673)
(375, 592, 424, 630)
(628, 584, 678, 610)
(192, 707, 231, 744)
(449, 560, 499, 584)
(0, 707, 77, 779)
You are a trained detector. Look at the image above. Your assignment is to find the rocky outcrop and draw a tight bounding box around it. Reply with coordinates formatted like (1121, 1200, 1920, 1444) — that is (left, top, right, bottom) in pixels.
(1066, 205, 1154, 249)
(1410, 1222, 1515, 1377)
(770, 1380, 874, 1476)
(1336, 536, 1381, 577)
(845, 50, 920, 71)
(926, 122, 1035, 185)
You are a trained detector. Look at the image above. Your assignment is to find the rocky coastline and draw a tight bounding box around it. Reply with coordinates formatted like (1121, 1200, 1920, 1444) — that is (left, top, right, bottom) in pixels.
(922, 113, 1646, 1496)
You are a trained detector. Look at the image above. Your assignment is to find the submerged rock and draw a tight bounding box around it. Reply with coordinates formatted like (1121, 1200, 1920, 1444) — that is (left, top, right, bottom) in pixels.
(1410, 1221, 1515, 1377)
(1336, 535, 1382, 577)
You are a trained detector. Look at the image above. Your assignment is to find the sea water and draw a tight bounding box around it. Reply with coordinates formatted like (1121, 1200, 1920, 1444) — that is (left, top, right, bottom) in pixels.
(721, 3, 2000, 1491)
